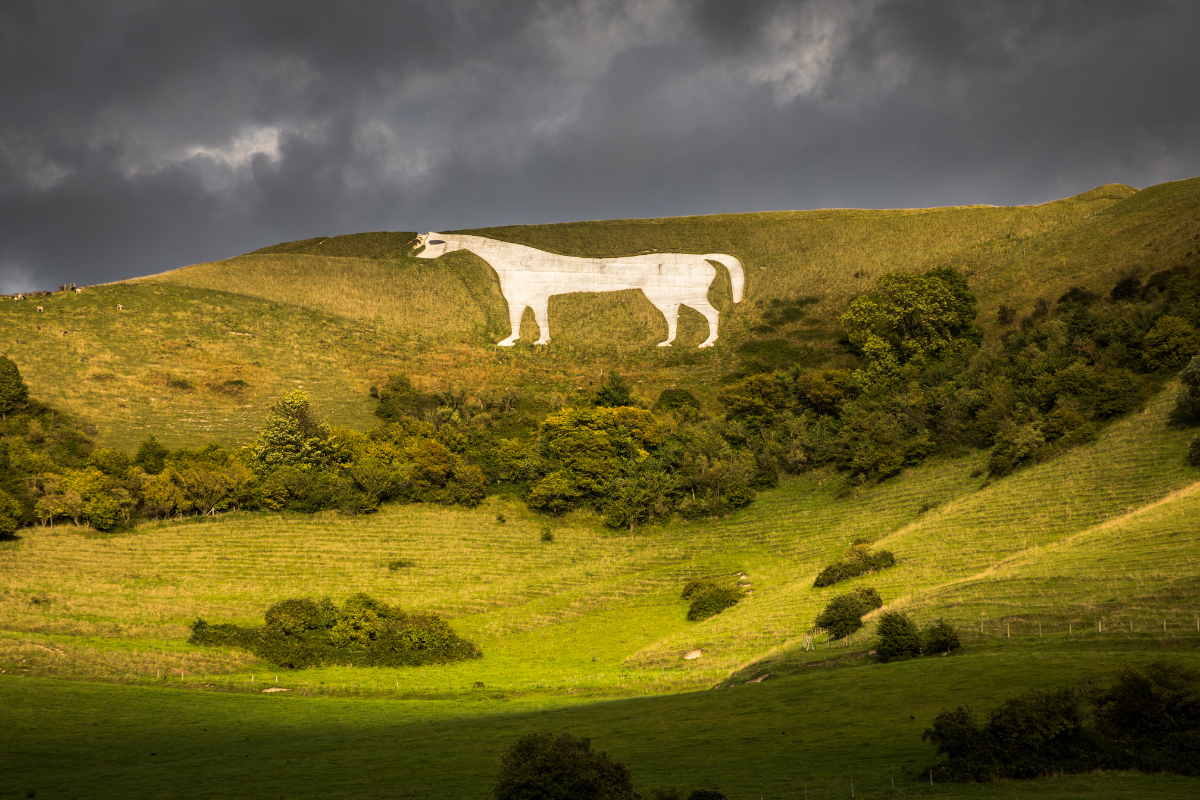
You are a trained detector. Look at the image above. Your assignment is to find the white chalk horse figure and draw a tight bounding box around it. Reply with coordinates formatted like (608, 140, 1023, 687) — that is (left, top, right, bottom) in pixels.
(414, 232, 743, 348)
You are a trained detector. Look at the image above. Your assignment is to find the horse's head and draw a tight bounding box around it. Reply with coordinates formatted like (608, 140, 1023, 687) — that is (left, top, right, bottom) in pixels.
(414, 232, 452, 259)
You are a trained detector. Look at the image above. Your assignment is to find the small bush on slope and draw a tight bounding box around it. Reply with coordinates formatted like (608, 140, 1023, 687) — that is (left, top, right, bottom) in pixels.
(814, 587, 883, 640)
(813, 539, 896, 587)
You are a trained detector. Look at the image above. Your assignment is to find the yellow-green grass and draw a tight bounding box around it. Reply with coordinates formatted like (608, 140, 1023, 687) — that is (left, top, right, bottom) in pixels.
(5, 178, 1199, 450)
(3, 641, 1200, 799)
(4, 380, 1197, 702)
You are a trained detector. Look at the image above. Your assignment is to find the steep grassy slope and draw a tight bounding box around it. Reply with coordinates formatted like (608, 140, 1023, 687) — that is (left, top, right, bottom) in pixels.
(4, 378, 1196, 698)
(5, 178, 1195, 449)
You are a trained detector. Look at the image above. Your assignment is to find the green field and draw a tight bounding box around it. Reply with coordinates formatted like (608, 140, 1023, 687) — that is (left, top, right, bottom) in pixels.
(3, 178, 1200, 797)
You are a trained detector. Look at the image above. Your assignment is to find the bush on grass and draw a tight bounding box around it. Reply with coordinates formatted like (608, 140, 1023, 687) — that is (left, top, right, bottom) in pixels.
(685, 582, 743, 622)
(875, 611, 922, 662)
(492, 732, 640, 800)
(814, 587, 883, 640)
(189, 593, 480, 669)
(813, 539, 896, 587)
(922, 618, 961, 654)
(924, 661, 1200, 781)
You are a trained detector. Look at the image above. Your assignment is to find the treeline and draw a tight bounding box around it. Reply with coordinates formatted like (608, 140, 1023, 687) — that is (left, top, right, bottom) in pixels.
(0, 372, 490, 531)
(924, 660, 1200, 781)
(719, 259, 1200, 483)
(4, 254, 1199, 534)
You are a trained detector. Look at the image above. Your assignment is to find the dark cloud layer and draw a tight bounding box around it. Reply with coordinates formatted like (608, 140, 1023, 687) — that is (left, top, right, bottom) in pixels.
(2, 0, 1199, 291)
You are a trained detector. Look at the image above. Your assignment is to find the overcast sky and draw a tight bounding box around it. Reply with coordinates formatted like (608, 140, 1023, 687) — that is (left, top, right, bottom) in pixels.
(2, 0, 1199, 292)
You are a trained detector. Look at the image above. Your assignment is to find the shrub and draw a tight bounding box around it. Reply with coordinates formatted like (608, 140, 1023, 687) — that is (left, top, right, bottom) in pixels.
(0, 356, 29, 418)
(922, 618, 960, 653)
(0, 489, 21, 536)
(923, 688, 1096, 781)
(1189, 435, 1200, 467)
(813, 540, 896, 587)
(492, 732, 640, 800)
(875, 611, 921, 662)
(133, 435, 169, 474)
(686, 586, 742, 622)
(924, 705, 1001, 781)
(1175, 355, 1200, 424)
(814, 587, 882, 640)
(987, 688, 1095, 778)
(1090, 660, 1200, 775)
(264, 598, 333, 634)
(387, 559, 415, 571)
(987, 424, 1044, 477)
(653, 389, 700, 414)
(1143, 314, 1200, 371)
(190, 594, 481, 669)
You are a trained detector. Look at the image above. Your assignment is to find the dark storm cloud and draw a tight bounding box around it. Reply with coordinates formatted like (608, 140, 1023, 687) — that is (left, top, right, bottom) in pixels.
(2, 0, 1198, 291)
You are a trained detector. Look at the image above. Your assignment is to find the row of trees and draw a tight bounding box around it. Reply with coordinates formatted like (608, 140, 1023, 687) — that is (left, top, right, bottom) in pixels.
(925, 660, 1200, 781)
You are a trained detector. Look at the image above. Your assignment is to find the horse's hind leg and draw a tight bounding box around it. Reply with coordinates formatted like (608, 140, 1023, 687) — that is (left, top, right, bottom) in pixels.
(531, 297, 551, 345)
(688, 301, 722, 348)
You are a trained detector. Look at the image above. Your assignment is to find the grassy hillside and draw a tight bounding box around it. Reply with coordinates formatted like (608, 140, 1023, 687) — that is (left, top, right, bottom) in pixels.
(4, 178, 1198, 450)
(3, 178, 1200, 797)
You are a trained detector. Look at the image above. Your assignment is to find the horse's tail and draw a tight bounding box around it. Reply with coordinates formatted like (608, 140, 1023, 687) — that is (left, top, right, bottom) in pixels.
(705, 254, 744, 303)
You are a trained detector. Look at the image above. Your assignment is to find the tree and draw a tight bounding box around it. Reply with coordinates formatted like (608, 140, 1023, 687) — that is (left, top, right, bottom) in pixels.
(493, 732, 640, 800)
(594, 372, 634, 408)
(249, 390, 334, 472)
(922, 618, 961, 653)
(0, 489, 21, 536)
(1174, 355, 1200, 424)
(0, 356, 28, 418)
(1143, 315, 1200, 371)
(814, 588, 882, 640)
(134, 436, 170, 474)
(875, 610, 921, 661)
(840, 269, 980, 384)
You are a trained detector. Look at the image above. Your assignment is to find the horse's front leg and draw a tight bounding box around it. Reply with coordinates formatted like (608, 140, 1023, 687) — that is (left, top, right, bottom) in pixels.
(655, 302, 680, 347)
(531, 298, 551, 345)
(497, 299, 526, 347)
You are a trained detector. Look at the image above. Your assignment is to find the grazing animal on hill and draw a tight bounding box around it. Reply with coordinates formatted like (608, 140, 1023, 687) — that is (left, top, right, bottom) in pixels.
(414, 232, 743, 348)
(36, 306, 43, 312)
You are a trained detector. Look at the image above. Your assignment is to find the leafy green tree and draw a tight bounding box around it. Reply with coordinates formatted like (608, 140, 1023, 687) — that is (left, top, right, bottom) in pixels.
(988, 423, 1044, 477)
(1143, 315, 1200, 371)
(249, 390, 334, 472)
(923, 618, 961, 653)
(840, 269, 980, 384)
(0, 489, 21, 536)
(814, 588, 882, 640)
(1174, 356, 1200, 424)
(134, 436, 170, 474)
(875, 611, 922, 662)
(492, 732, 640, 800)
(0, 356, 28, 418)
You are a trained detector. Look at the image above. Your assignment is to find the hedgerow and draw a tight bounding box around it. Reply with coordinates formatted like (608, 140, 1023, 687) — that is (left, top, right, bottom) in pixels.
(189, 593, 481, 669)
